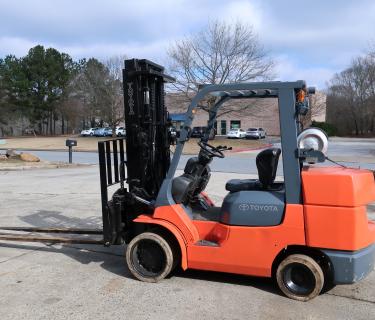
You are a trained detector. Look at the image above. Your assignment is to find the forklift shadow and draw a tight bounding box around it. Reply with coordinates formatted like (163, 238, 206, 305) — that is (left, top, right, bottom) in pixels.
(0, 241, 131, 278)
(0, 243, 282, 296)
(173, 268, 282, 297)
(0, 239, 282, 297)
(3, 211, 281, 296)
(0, 210, 132, 278)
(19, 210, 103, 230)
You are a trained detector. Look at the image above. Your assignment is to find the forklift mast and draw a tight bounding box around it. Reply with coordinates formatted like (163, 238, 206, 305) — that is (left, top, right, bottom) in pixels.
(123, 59, 174, 199)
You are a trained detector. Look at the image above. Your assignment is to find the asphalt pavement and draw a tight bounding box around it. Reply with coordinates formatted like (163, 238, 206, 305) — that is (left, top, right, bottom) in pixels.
(1, 136, 374, 320)
(0, 167, 374, 319)
(18, 137, 375, 174)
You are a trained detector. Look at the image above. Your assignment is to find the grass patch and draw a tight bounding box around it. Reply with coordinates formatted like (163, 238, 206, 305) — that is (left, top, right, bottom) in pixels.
(1, 136, 269, 154)
(176, 138, 268, 155)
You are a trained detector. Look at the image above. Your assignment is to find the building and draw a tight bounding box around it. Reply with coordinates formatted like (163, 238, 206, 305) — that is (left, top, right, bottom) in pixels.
(166, 91, 326, 136)
(166, 93, 280, 135)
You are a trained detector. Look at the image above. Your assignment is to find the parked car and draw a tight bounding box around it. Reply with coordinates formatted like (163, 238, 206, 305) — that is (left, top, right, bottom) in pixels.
(226, 128, 246, 139)
(94, 128, 105, 136)
(116, 127, 126, 137)
(94, 127, 112, 137)
(245, 127, 266, 139)
(80, 127, 98, 136)
(190, 126, 206, 138)
(103, 128, 113, 136)
(169, 126, 178, 138)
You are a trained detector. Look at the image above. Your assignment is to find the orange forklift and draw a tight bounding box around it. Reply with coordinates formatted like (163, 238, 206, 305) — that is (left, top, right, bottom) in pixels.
(1, 59, 375, 301)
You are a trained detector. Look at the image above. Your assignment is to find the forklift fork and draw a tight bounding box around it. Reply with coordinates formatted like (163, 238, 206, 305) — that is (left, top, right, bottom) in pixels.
(0, 226, 104, 244)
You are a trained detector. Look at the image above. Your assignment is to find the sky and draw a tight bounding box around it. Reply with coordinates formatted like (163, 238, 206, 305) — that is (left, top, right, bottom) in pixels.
(0, 0, 374, 89)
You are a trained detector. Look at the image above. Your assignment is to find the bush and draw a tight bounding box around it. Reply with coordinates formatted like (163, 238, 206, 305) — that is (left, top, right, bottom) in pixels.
(311, 121, 337, 137)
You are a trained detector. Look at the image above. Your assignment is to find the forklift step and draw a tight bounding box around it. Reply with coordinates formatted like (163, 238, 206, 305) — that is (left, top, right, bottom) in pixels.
(195, 239, 220, 247)
(0, 232, 104, 244)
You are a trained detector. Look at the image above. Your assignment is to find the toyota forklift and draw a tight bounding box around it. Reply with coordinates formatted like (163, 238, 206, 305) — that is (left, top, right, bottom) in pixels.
(1, 59, 375, 301)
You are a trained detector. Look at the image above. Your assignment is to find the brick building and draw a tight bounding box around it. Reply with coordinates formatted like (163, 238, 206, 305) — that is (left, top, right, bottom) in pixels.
(166, 91, 326, 136)
(166, 93, 281, 136)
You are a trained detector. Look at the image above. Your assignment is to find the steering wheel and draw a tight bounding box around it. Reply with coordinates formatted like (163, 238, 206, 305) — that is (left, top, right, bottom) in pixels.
(198, 141, 225, 158)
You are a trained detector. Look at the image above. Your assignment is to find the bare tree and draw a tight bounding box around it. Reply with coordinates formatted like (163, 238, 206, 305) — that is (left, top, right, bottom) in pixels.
(327, 53, 375, 136)
(72, 56, 125, 135)
(168, 20, 275, 115)
(102, 56, 126, 135)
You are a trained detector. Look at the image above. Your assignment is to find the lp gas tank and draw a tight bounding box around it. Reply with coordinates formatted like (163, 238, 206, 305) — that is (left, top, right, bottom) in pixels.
(221, 190, 285, 226)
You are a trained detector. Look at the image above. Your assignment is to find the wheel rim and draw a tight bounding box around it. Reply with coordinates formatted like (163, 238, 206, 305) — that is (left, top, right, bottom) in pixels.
(283, 263, 316, 296)
(131, 239, 167, 278)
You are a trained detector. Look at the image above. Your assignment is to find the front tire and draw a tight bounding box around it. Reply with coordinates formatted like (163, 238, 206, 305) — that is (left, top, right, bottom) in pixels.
(126, 232, 175, 283)
(276, 254, 324, 301)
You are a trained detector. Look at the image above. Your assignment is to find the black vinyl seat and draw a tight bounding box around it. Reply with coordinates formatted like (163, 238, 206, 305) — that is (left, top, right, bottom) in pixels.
(226, 148, 282, 193)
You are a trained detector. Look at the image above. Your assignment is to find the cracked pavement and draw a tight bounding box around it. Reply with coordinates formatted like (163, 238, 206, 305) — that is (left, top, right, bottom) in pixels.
(0, 166, 374, 320)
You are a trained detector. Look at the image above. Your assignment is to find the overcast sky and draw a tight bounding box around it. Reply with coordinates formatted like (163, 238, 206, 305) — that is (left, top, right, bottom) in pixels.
(1, 0, 374, 88)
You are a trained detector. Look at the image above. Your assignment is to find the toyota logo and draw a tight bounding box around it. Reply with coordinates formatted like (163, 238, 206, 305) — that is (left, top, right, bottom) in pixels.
(238, 204, 249, 211)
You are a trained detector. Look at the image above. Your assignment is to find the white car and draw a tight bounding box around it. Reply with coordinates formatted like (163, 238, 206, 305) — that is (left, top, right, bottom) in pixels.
(116, 127, 126, 137)
(245, 128, 266, 139)
(226, 128, 246, 139)
(81, 127, 98, 136)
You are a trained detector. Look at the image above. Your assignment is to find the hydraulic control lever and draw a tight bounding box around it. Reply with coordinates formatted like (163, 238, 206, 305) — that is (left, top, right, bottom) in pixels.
(215, 145, 233, 151)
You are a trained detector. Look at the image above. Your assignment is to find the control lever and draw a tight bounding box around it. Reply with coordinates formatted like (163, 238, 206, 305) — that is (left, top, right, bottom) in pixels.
(133, 194, 155, 207)
(216, 145, 232, 151)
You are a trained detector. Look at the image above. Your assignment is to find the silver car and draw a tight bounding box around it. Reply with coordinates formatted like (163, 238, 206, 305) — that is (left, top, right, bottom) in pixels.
(245, 128, 266, 139)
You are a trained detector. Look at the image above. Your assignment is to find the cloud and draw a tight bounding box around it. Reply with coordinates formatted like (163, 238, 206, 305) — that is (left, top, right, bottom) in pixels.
(274, 55, 335, 89)
(255, 0, 375, 65)
(0, 0, 374, 88)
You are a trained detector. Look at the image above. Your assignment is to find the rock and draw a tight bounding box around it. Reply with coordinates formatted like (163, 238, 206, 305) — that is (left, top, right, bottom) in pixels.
(6, 149, 19, 159)
(0, 154, 8, 161)
(20, 153, 40, 162)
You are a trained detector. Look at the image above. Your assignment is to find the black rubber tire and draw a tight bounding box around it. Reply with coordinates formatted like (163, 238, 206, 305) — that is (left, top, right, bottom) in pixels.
(276, 254, 324, 301)
(126, 232, 174, 283)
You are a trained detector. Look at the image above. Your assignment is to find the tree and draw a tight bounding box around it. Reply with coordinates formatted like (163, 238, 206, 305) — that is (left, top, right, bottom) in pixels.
(0, 46, 77, 135)
(74, 56, 124, 135)
(22, 45, 76, 134)
(0, 59, 8, 126)
(0, 55, 29, 135)
(326, 54, 375, 136)
(168, 20, 274, 116)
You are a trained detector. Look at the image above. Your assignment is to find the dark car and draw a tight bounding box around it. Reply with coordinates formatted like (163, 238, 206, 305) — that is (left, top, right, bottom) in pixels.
(190, 126, 206, 138)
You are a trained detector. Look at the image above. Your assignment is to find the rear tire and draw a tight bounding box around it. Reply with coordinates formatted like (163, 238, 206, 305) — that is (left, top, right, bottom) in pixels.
(276, 254, 324, 301)
(126, 232, 174, 283)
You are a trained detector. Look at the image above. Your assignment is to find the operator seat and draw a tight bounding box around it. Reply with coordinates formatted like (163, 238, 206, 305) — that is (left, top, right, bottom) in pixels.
(225, 148, 281, 192)
(172, 157, 211, 204)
